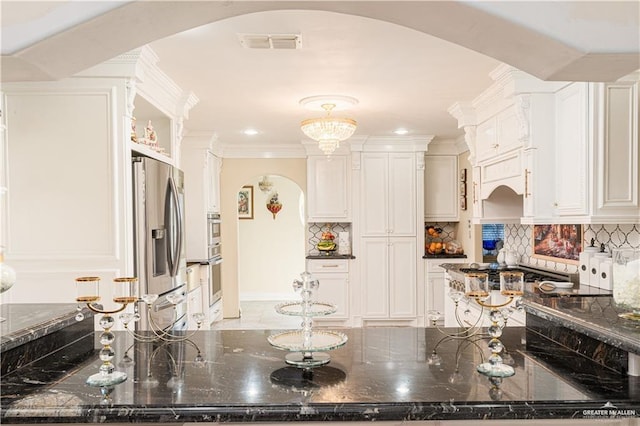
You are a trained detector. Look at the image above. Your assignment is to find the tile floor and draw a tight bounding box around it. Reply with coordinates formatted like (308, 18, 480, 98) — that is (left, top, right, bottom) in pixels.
(211, 300, 302, 330)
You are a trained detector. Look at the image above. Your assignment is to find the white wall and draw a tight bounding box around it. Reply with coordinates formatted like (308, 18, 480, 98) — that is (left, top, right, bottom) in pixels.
(238, 175, 305, 301)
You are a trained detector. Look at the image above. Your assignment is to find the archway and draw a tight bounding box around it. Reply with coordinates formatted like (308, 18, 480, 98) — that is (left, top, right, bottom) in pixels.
(219, 157, 306, 319)
(237, 175, 305, 302)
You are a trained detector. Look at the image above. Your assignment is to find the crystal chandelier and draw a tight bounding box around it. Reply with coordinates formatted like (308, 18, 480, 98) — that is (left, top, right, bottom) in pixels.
(258, 175, 273, 193)
(300, 102, 357, 156)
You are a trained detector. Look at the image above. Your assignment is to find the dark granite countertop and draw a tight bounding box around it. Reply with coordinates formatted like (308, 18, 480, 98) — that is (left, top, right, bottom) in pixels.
(2, 327, 638, 423)
(422, 254, 467, 259)
(306, 254, 356, 260)
(1, 304, 93, 353)
(524, 291, 640, 356)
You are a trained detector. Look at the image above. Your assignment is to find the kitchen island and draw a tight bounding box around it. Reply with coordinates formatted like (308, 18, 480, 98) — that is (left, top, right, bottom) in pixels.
(2, 324, 638, 424)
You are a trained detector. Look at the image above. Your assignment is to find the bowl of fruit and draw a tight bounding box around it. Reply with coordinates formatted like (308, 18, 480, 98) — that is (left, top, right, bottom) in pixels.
(317, 231, 337, 255)
(426, 241, 444, 255)
(425, 227, 444, 255)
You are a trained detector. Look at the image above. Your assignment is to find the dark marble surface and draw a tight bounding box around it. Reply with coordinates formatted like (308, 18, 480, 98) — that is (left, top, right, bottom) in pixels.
(422, 254, 467, 259)
(526, 314, 629, 374)
(524, 291, 640, 355)
(306, 254, 356, 259)
(1, 304, 95, 377)
(1, 304, 93, 353)
(2, 327, 639, 423)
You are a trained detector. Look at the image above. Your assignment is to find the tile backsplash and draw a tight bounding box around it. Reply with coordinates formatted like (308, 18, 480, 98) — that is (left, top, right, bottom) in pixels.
(307, 223, 351, 255)
(504, 224, 640, 273)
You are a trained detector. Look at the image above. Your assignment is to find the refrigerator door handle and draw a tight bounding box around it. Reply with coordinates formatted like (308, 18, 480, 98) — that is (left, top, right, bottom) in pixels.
(165, 177, 182, 277)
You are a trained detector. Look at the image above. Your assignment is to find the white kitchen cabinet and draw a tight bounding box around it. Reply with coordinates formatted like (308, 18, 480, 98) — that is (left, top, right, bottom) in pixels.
(521, 93, 557, 223)
(361, 152, 416, 237)
(306, 155, 351, 222)
(424, 155, 459, 222)
(554, 82, 589, 217)
(186, 286, 204, 330)
(471, 166, 483, 218)
(553, 81, 640, 223)
(307, 259, 349, 323)
(475, 105, 521, 163)
(182, 135, 221, 261)
(424, 258, 467, 326)
(1, 47, 196, 314)
(361, 237, 417, 321)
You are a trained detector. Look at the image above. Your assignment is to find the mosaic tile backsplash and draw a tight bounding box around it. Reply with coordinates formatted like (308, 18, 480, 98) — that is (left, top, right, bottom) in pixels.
(307, 223, 352, 255)
(504, 224, 640, 273)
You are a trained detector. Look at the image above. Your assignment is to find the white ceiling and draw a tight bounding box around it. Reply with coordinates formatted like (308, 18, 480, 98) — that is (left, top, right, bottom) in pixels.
(2, 1, 639, 152)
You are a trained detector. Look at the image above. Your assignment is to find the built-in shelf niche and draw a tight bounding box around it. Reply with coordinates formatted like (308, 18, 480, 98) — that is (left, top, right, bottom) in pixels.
(131, 95, 173, 161)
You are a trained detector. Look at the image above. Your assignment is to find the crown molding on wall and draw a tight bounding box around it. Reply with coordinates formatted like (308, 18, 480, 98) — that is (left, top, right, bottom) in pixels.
(221, 143, 306, 159)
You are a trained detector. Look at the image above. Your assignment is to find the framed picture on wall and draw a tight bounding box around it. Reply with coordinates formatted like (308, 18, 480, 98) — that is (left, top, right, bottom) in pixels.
(460, 168, 467, 182)
(238, 185, 254, 219)
(532, 224, 582, 264)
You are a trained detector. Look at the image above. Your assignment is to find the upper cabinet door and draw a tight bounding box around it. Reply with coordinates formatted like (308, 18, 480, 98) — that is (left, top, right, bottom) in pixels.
(424, 155, 459, 222)
(307, 155, 351, 222)
(361, 153, 416, 237)
(388, 153, 416, 236)
(554, 82, 589, 216)
(206, 151, 221, 214)
(361, 153, 389, 236)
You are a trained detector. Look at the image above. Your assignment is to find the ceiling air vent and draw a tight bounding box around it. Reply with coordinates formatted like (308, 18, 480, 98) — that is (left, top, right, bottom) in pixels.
(238, 34, 302, 50)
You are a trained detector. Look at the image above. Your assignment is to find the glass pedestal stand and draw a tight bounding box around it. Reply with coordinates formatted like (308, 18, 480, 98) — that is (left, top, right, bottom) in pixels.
(268, 272, 347, 370)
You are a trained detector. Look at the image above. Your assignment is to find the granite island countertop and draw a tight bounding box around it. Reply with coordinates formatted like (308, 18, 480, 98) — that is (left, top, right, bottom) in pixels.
(2, 327, 638, 423)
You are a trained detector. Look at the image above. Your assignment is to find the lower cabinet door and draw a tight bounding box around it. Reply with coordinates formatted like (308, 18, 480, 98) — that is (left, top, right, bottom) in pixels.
(313, 273, 349, 320)
(362, 238, 390, 318)
(389, 237, 417, 318)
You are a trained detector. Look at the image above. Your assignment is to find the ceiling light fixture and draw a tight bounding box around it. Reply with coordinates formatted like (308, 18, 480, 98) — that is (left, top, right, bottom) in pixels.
(258, 175, 273, 193)
(394, 128, 409, 135)
(300, 96, 358, 156)
(243, 129, 259, 136)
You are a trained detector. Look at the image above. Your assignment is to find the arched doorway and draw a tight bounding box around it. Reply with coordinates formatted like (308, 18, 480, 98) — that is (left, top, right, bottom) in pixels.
(219, 157, 307, 319)
(237, 175, 305, 302)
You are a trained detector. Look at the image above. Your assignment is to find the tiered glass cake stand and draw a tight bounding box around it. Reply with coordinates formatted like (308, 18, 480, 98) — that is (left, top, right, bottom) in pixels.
(268, 272, 347, 369)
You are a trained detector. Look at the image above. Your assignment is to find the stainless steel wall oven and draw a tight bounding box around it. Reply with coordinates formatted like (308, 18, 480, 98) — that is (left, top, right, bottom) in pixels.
(207, 242, 222, 306)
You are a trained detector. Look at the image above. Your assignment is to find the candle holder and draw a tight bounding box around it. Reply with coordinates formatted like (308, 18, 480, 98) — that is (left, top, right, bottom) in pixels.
(470, 271, 523, 378)
(427, 332, 512, 401)
(75, 276, 138, 387)
(428, 271, 524, 379)
(118, 292, 205, 343)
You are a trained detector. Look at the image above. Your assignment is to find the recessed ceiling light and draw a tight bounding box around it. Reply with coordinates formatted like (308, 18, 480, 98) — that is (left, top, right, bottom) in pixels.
(243, 129, 259, 136)
(394, 128, 409, 135)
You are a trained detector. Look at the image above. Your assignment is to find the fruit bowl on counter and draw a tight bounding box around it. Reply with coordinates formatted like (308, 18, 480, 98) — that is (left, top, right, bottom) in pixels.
(425, 233, 464, 256)
(317, 230, 337, 255)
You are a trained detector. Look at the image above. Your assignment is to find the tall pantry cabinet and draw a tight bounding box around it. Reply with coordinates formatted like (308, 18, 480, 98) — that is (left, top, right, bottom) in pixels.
(354, 139, 429, 326)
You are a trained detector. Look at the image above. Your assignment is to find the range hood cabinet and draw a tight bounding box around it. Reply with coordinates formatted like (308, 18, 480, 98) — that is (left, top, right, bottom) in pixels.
(473, 185, 523, 224)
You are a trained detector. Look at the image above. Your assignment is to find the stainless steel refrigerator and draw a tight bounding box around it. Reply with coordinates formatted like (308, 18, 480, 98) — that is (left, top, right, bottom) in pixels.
(132, 155, 187, 331)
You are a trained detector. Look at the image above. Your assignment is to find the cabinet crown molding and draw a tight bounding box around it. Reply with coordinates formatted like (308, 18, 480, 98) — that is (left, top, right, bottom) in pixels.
(350, 135, 434, 152)
(76, 45, 199, 120)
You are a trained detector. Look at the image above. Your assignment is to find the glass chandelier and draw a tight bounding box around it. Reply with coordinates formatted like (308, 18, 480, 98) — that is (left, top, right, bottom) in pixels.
(300, 103, 357, 156)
